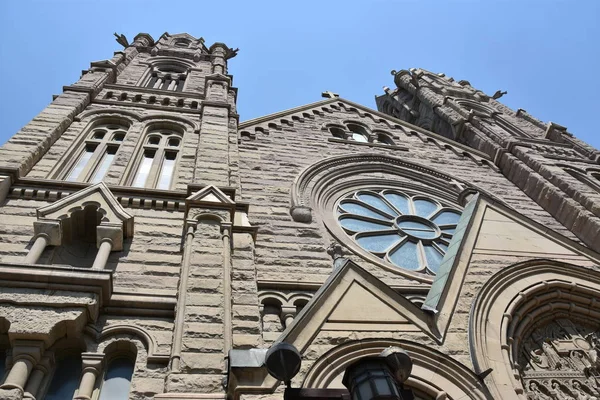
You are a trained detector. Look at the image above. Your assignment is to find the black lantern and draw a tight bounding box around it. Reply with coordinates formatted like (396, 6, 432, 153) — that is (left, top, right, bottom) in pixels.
(342, 348, 413, 400)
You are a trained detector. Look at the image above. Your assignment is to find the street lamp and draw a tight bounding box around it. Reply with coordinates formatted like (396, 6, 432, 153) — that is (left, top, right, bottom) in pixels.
(342, 347, 413, 400)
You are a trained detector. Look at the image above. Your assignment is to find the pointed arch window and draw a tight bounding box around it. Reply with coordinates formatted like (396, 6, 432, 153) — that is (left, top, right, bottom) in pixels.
(65, 124, 128, 183)
(132, 130, 182, 189)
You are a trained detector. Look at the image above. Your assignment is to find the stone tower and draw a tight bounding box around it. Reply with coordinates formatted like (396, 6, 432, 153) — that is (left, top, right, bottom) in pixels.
(0, 34, 599, 400)
(376, 69, 600, 251)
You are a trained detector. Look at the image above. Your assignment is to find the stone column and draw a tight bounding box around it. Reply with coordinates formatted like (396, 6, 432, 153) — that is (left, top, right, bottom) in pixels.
(74, 353, 104, 400)
(171, 220, 197, 372)
(221, 222, 233, 356)
(23, 221, 61, 264)
(92, 223, 123, 270)
(23, 354, 53, 400)
(0, 341, 44, 395)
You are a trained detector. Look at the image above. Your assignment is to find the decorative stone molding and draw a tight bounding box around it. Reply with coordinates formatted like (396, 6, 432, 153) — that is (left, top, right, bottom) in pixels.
(86, 323, 170, 364)
(302, 339, 492, 399)
(37, 181, 134, 238)
(289, 153, 504, 221)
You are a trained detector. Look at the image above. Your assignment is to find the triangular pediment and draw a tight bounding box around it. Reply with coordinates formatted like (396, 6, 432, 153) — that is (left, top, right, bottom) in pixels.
(37, 182, 134, 237)
(276, 260, 436, 356)
(187, 185, 235, 204)
(424, 193, 600, 334)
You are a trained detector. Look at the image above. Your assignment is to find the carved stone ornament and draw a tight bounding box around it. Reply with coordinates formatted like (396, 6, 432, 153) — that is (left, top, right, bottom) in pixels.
(518, 318, 600, 399)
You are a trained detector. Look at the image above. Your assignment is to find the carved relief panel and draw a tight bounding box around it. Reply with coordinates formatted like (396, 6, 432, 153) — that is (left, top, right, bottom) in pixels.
(518, 318, 599, 399)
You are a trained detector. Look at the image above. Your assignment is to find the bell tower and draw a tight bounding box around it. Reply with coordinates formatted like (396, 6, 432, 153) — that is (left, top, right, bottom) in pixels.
(376, 68, 600, 252)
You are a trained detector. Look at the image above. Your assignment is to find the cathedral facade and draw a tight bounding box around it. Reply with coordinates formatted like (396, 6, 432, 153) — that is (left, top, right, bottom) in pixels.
(0, 32, 598, 400)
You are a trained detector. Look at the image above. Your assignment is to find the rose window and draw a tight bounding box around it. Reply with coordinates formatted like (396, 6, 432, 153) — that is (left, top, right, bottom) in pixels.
(336, 189, 462, 275)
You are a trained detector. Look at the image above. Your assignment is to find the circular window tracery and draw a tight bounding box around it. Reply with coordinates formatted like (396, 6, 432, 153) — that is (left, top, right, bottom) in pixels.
(336, 189, 461, 275)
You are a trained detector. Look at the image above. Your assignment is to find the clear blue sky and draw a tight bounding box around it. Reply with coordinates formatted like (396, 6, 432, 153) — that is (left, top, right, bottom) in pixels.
(1, 0, 599, 148)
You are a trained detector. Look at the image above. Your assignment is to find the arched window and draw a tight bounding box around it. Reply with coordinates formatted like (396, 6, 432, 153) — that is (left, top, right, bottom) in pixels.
(45, 354, 82, 400)
(329, 126, 346, 139)
(337, 189, 461, 275)
(261, 298, 284, 335)
(98, 357, 135, 400)
(346, 124, 369, 143)
(564, 166, 600, 193)
(131, 130, 182, 189)
(373, 132, 395, 145)
(145, 65, 187, 92)
(65, 123, 128, 183)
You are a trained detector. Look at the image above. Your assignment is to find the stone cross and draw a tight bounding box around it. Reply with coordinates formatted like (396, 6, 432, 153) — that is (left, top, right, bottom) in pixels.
(449, 179, 465, 191)
(321, 91, 339, 98)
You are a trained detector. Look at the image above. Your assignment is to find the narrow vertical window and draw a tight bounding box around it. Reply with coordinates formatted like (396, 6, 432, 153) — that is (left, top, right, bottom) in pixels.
(133, 150, 155, 188)
(45, 355, 82, 400)
(64, 123, 128, 182)
(91, 147, 117, 183)
(157, 152, 176, 190)
(98, 358, 135, 400)
(66, 144, 96, 181)
(131, 130, 181, 189)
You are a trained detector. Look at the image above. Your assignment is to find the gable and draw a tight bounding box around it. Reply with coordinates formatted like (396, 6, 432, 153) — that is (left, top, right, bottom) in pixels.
(278, 260, 436, 355)
(238, 97, 490, 164)
(187, 185, 234, 204)
(324, 281, 418, 331)
(474, 207, 581, 258)
(423, 193, 600, 336)
(37, 182, 134, 237)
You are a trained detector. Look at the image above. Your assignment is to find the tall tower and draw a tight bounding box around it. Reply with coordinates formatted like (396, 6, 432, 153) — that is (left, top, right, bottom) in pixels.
(0, 32, 256, 400)
(376, 69, 600, 251)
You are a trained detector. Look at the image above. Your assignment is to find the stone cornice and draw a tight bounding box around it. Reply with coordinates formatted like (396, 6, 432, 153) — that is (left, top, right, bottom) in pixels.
(103, 83, 205, 99)
(0, 263, 112, 321)
(93, 98, 203, 115)
(106, 292, 176, 318)
(9, 178, 189, 212)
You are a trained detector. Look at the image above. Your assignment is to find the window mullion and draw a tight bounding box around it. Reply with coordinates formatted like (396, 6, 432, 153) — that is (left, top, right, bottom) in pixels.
(81, 143, 107, 182)
(146, 147, 164, 188)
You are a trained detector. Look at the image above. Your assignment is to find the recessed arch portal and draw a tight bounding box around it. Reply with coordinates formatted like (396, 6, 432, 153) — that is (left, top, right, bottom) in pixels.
(470, 259, 600, 400)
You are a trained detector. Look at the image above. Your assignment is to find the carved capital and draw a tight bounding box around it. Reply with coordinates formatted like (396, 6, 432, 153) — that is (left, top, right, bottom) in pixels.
(96, 223, 123, 251)
(280, 306, 296, 320)
(33, 221, 62, 246)
(220, 222, 233, 238)
(11, 340, 45, 365)
(184, 219, 198, 234)
(81, 352, 105, 374)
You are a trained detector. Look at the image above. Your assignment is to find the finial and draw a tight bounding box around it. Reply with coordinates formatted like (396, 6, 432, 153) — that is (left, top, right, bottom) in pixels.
(113, 32, 129, 48)
(321, 91, 339, 99)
